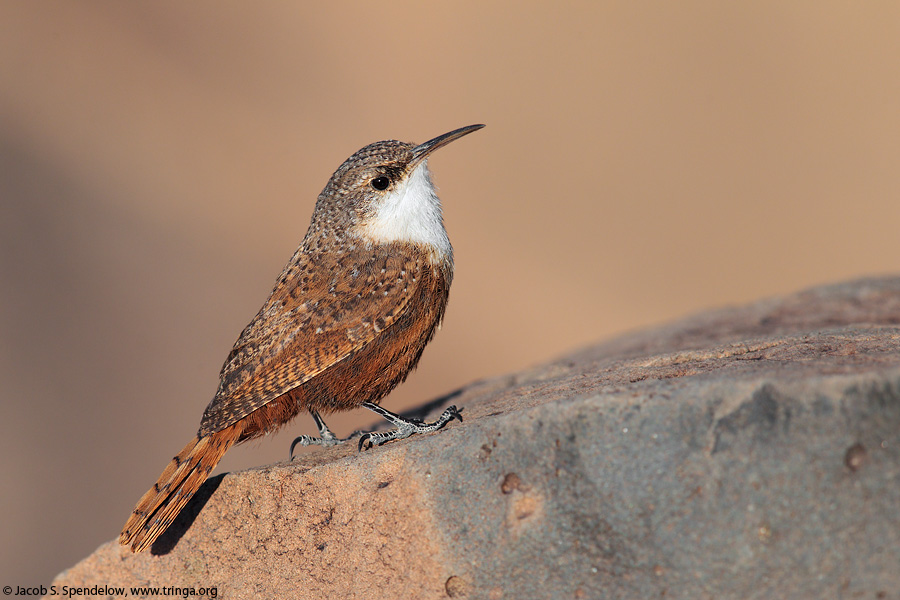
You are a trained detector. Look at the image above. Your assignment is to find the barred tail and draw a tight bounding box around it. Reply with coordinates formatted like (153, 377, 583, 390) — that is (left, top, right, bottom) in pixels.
(119, 424, 241, 552)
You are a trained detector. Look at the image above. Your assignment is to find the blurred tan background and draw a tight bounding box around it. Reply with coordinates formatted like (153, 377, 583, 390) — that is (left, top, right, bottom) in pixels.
(3, 0, 900, 586)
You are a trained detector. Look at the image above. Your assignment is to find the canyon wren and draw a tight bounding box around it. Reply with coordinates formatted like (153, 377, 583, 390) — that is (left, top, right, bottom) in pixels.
(120, 124, 484, 553)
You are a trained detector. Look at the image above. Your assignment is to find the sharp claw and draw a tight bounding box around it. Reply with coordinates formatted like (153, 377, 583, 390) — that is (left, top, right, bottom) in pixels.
(289, 437, 305, 460)
(358, 434, 371, 452)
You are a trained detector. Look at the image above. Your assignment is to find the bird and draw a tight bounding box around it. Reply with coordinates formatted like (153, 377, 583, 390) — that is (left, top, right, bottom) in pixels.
(119, 124, 484, 553)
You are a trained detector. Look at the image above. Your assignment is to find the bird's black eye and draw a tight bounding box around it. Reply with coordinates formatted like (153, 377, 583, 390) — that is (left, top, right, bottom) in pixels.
(371, 176, 390, 190)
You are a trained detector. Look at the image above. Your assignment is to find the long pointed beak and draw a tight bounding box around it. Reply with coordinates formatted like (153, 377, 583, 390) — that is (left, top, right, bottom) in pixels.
(411, 124, 485, 167)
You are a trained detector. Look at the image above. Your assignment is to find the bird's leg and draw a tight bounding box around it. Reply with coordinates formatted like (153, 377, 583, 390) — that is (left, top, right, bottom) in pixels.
(358, 402, 463, 450)
(290, 410, 359, 458)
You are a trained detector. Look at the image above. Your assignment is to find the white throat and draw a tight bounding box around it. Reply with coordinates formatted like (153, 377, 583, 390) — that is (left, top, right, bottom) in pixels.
(358, 161, 452, 260)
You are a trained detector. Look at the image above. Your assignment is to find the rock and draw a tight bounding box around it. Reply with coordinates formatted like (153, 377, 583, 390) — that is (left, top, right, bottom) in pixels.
(50, 277, 900, 599)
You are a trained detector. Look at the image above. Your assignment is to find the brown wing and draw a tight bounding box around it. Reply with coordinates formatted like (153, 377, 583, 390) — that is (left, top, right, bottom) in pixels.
(198, 242, 430, 435)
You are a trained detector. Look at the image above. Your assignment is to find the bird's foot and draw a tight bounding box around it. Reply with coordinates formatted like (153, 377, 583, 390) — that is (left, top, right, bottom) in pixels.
(289, 429, 357, 453)
(358, 403, 463, 451)
(290, 410, 361, 459)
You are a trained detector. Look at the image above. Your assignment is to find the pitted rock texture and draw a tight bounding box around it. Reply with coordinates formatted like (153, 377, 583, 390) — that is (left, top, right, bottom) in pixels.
(51, 277, 900, 599)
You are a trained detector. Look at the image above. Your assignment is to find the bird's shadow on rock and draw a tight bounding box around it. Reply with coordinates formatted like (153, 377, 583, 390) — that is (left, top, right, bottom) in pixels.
(149, 474, 225, 556)
(394, 387, 465, 422)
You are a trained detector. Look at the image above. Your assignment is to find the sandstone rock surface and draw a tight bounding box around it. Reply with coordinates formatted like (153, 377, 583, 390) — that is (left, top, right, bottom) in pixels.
(52, 278, 900, 599)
